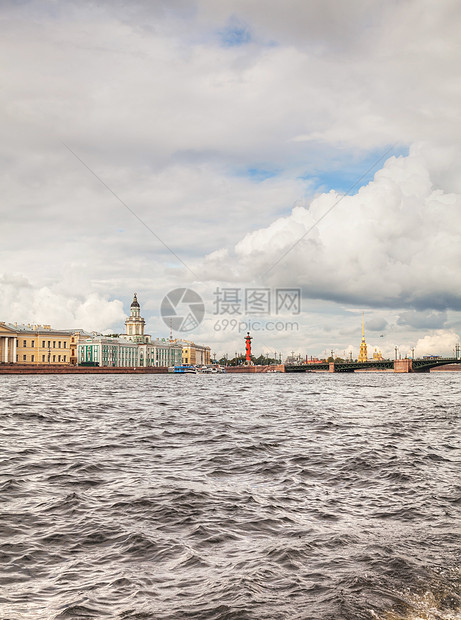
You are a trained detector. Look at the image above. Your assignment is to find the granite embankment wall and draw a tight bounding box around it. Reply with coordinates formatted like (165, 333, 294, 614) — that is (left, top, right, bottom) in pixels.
(0, 364, 286, 375)
(0, 364, 169, 374)
(224, 365, 285, 373)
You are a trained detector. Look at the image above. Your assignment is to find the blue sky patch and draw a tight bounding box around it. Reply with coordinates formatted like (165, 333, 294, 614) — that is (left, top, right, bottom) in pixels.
(218, 22, 251, 47)
(301, 145, 409, 194)
(234, 167, 279, 182)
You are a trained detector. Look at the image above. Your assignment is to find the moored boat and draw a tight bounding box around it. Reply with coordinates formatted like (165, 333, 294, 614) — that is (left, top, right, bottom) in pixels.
(169, 365, 197, 374)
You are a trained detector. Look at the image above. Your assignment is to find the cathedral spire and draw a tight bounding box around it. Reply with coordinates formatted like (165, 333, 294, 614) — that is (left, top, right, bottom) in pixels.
(358, 312, 368, 362)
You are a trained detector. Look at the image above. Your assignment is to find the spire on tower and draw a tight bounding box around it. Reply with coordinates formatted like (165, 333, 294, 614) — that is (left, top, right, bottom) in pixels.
(125, 292, 145, 341)
(358, 312, 368, 362)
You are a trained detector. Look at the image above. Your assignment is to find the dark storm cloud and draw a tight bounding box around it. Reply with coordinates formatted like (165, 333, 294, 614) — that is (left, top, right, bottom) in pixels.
(397, 310, 448, 330)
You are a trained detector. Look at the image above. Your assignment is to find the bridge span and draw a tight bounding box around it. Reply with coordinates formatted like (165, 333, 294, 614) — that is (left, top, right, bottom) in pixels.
(285, 358, 461, 373)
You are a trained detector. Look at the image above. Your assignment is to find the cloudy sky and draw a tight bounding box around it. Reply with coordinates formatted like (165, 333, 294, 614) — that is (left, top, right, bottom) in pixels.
(2, 0, 461, 359)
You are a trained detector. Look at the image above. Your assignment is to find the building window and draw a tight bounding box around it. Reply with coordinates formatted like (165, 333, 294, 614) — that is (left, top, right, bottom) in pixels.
(48, 341, 51, 348)
(63, 355, 66, 362)
(58, 355, 61, 362)
(58, 341, 61, 348)
(53, 355, 56, 362)
(31, 355, 35, 362)
(23, 340, 27, 347)
(64, 342, 67, 348)
(53, 341, 56, 348)
(23, 354, 27, 361)
(42, 355, 45, 362)
(42, 341, 45, 348)
(31, 340, 35, 347)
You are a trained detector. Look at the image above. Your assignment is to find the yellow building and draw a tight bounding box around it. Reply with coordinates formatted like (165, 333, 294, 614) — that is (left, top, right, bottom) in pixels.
(358, 314, 368, 362)
(0, 322, 83, 365)
(180, 340, 211, 365)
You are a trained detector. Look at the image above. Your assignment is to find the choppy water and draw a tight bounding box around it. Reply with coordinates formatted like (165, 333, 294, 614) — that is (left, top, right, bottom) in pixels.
(0, 373, 460, 620)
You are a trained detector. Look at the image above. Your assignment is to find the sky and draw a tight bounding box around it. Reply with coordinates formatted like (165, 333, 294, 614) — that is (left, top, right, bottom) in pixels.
(1, 0, 461, 360)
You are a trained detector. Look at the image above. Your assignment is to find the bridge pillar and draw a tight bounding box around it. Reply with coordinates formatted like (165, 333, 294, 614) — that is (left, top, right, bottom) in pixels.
(394, 359, 413, 373)
(329, 362, 335, 373)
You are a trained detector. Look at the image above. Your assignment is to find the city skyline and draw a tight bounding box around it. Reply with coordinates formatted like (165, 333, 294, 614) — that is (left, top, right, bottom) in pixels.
(1, 0, 461, 358)
(2, 296, 458, 363)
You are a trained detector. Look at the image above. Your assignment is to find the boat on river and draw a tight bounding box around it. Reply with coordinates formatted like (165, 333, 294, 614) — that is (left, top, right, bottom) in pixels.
(199, 365, 226, 374)
(168, 365, 197, 374)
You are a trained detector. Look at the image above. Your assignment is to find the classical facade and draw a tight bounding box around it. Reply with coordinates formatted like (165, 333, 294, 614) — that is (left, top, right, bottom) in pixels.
(179, 340, 211, 365)
(1, 293, 207, 369)
(0, 322, 83, 365)
(0, 323, 17, 363)
(77, 336, 182, 367)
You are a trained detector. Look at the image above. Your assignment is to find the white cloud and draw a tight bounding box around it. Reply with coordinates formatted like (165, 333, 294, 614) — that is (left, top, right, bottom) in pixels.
(0, 273, 125, 332)
(200, 145, 461, 313)
(1, 1, 461, 355)
(415, 330, 460, 357)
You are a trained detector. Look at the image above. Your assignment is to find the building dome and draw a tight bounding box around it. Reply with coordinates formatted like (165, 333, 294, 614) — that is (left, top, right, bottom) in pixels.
(131, 293, 140, 308)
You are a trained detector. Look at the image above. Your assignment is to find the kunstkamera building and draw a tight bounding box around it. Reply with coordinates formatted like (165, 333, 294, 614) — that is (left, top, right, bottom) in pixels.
(77, 293, 183, 368)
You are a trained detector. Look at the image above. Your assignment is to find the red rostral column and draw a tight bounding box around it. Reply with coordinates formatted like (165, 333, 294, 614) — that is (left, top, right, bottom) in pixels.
(245, 332, 253, 364)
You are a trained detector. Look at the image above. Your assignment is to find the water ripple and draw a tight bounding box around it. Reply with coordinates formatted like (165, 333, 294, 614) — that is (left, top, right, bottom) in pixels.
(0, 373, 459, 619)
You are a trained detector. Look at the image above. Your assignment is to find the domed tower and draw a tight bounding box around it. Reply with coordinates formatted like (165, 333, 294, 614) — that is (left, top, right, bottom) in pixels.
(358, 313, 368, 362)
(125, 293, 146, 343)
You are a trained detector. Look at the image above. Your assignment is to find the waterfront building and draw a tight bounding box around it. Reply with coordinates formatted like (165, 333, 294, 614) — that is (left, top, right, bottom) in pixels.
(77, 294, 182, 367)
(78, 336, 140, 367)
(285, 354, 304, 364)
(358, 314, 368, 362)
(0, 323, 19, 363)
(0, 322, 84, 365)
(179, 340, 211, 365)
(150, 338, 184, 367)
(1, 293, 205, 369)
(77, 336, 182, 367)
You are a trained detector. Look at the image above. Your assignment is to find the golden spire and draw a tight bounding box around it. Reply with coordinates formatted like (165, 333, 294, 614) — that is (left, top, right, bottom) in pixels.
(358, 312, 368, 362)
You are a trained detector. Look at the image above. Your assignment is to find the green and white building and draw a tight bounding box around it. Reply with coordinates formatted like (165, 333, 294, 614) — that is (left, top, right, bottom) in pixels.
(78, 337, 182, 367)
(77, 294, 183, 367)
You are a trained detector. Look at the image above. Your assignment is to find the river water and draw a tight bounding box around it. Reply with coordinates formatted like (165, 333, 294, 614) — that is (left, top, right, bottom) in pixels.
(0, 373, 459, 620)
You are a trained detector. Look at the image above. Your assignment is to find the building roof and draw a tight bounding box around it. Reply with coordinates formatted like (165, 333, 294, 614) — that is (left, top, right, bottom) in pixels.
(2, 323, 83, 335)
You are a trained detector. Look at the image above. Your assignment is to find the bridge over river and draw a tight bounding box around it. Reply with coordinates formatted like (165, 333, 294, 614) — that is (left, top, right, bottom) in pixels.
(285, 358, 461, 373)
